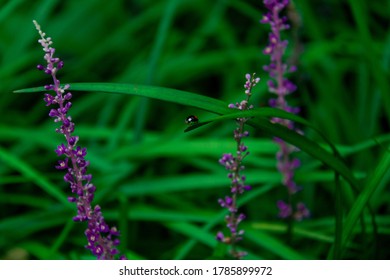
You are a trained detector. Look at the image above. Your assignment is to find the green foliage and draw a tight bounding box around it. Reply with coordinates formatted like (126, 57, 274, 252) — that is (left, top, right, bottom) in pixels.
(1, 0, 389, 260)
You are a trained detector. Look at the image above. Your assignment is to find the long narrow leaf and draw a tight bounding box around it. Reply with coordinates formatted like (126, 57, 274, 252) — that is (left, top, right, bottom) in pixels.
(0, 146, 70, 207)
(15, 83, 229, 114)
(15, 83, 358, 189)
(328, 146, 390, 258)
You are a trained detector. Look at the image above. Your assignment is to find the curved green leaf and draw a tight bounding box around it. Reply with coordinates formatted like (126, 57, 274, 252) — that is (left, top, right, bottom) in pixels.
(15, 83, 358, 189)
(14, 83, 229, 114)
(328, 146, 390, 258)
(185, 109, 357, 189)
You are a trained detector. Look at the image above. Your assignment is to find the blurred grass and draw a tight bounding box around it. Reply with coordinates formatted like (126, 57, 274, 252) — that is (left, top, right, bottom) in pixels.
(1, 0, 389, 260)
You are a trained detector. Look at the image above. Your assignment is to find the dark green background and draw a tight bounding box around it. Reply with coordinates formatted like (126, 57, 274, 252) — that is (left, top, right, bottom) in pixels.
(0, 0, 389, 259)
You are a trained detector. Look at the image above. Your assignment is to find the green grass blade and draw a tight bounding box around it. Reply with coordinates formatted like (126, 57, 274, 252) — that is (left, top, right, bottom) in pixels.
(0, 146, 70, 207)
(328, 146, 390, 258)
(244, 228, 307, 260)
(14, 83, 229, 114)
(333, 172, 342, 259)
(15, 83, 358, 189)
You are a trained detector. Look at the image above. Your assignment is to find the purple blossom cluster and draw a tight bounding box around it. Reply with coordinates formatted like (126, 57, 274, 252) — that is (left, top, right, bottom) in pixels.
(260, 1, 309, 221)
(216, 73, 260, 259)
(33, 20, 125, 259)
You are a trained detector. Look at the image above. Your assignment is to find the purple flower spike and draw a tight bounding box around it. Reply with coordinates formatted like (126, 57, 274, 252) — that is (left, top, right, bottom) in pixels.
(216, 73, 260, 259)
(33, 20, 125, 259)
(277, 200, 292, 218)
(261, 1, 309, 221)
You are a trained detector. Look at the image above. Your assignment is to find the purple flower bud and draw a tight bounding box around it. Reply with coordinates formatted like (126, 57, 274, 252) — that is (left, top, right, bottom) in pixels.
(110, 227, 119, 236)
(94, 205, 101, 213)
(74, 146, 87, 158)
(277, 200, 292, 218)
(263, 45, 273, 55)
(43, 94, 55, 106)
(216, 231, 225, 241)
(73, 216, 82, 222)
(68, 136, 78, 146)
(238, 213, 246, 222)
(64, 172, 74, 183)
(55, 158, 68, 170)
(64, 92, 72, 100)
(94, 245, 103, 257)
(48, 108, 60, 118)
(62, 118, 71, 128)
(55, 144, 67, 156)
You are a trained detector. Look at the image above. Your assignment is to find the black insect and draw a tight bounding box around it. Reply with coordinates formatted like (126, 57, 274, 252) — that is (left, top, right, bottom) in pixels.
(185, 115, 199, 125)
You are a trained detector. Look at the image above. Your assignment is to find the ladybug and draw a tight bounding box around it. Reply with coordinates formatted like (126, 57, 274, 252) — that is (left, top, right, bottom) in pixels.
(185, 115, 199, 125)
